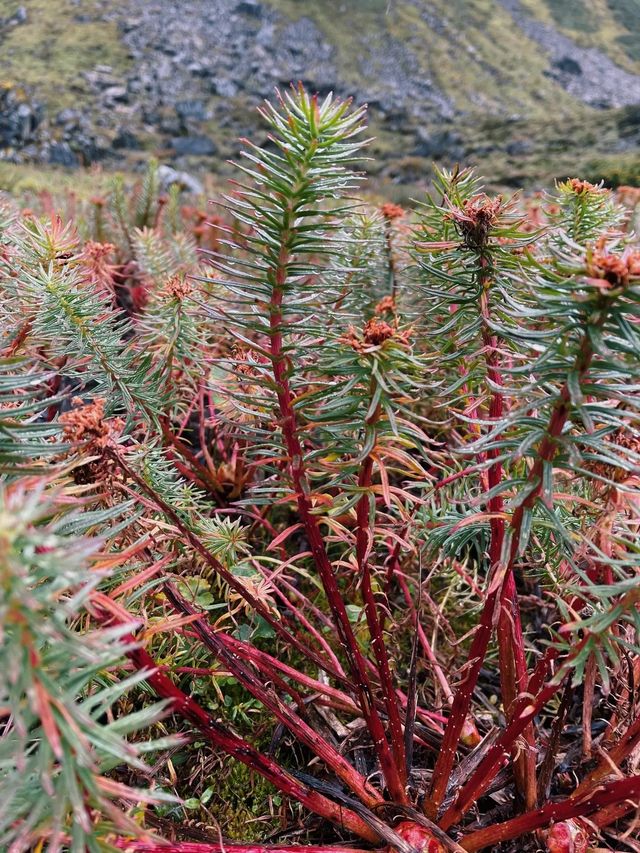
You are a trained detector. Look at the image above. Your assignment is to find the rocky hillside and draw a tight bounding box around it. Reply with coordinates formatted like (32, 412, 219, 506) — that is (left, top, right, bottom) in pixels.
(2, 0, 640, 194)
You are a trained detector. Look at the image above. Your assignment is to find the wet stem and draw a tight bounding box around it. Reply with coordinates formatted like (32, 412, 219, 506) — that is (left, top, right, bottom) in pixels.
(355, 389, 407, 781)
(478, 257, 536, 812)
(267, 189, 408, 803)
(426, 265, 600, 820)
(91, 594, 380, 844)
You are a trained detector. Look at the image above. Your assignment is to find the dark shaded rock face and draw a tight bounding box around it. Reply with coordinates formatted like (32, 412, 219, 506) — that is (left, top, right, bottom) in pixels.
(0, 88, 42, 149)
(235, 1, 263, 17)
(48, 141, 79, 167)
(170, 135, 217, 156)
(553, 56, 582, 76)
(0, 0, 458, 173)
(112, 129, 140, 150)
(413, 128, 464, 161)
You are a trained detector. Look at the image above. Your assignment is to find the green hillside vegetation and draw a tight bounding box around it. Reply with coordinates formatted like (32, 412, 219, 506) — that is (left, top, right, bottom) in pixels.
(2, 0, 640, 195)
(1, 0, 129, 111)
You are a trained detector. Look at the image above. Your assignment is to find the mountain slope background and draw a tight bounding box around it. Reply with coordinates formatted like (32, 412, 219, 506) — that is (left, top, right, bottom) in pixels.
(2, 0, 640, 195)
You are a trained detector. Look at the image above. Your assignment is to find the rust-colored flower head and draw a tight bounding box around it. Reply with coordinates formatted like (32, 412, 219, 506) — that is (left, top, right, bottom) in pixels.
(380, 202, 405, 221)
(83, 241, 115, 262)
(565, 178, 606, 197)
(616, 185, 640, 207)
(588, 248, 640, 291)
(342, 317, 410, 353)
(80, 241, 117, 292)
(374, 295, 397, 317)
(543, 820, 589, 853)
(445, 193, 503, 250)
(60, 397, 123, 452)
(363, 318, 395, 345)
(164, 273, 192, 300)
(60, 398, 124, 486)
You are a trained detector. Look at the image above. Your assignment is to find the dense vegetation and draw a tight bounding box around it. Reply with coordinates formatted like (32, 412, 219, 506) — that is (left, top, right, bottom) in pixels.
(0, 88, 639, 853)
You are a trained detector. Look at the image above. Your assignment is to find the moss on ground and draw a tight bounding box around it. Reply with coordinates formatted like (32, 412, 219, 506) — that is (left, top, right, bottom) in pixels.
(203, 761, 282, 841)
(1, 0, 130, 112)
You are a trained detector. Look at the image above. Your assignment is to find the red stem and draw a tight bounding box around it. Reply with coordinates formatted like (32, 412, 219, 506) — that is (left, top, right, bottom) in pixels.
(460, 774, 640, 851)
(266, 207, 406, 802)
(355, 427, 407, 780)
(425, 332, 597, 819)
(165, 584, 383, 808)
(396, 571, 452, 702)
(479, 265, 535, 810)
(110, 449, 350, 687)
(439, 646, 565, 830)
(217, 633, 359, 714)
(92, 595, 380, 844)
(1, 319, 32, 356)
(118, 845, 375, 853)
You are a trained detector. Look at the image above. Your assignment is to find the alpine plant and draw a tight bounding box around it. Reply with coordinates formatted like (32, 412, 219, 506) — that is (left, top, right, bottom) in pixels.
(0, 87, 638, 853)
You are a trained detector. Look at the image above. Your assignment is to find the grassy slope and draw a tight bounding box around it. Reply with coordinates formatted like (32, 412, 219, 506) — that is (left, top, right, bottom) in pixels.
(269, 0, 640, 115)
(1, 0, 130, 113)
(2, 0, 639, 195)
(5, 0, 639, 111)
(525, 0, 640, 67)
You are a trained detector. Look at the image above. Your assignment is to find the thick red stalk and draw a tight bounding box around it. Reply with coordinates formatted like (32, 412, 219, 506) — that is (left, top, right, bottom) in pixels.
(479, 263, 535, 810)
(266, 208, 406, 802)
(92, 595, 380, 844)
(438, 646, 565, 830)
(425, 332, 597, 818)
(165, 584, 383, 808)
(571, 704, 640, 797)
(589, 794, 640, 829)
(118, 845, 375, 853)
(217, 633, 359, 714)
(110, 449, 350, 687)
(355, 421, 407, 780)
(460, 774, 640, 851)
(264, 572, 345, 674)
(423, 559, 508, 819)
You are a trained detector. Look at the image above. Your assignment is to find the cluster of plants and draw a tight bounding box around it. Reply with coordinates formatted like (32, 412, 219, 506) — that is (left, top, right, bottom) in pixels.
(0, 87, 639, 853)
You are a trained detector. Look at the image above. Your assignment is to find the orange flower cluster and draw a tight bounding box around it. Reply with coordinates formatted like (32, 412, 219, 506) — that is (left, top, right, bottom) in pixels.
(60, 397, 123, 452)
(80, 241, 117, 292)
(342, 315, 410, 353)
(60, 397, 124, 486)
(380, 202, 405, 221)
(566, 178, 605, 196)
(446, 193, 503, 249)
(374, 295, 396, 316)
(164, 273, 192, 300)
(363, 317, 395, 345)
(588, 248, 640, 290)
